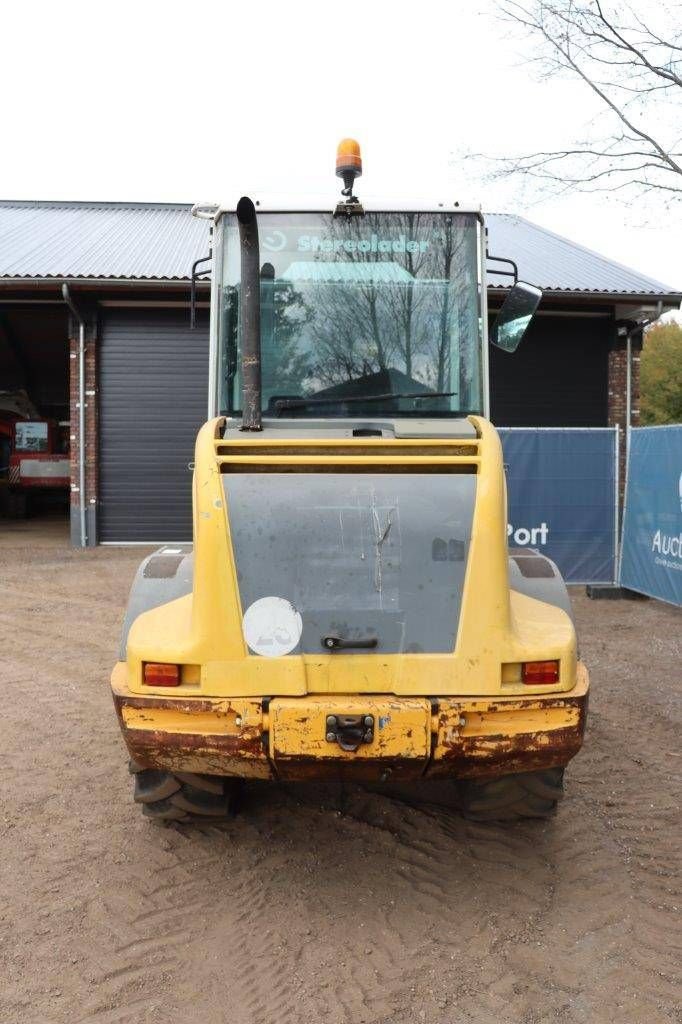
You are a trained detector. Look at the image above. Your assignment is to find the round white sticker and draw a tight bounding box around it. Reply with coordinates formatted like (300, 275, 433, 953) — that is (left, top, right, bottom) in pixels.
(242, 597, 303, 657)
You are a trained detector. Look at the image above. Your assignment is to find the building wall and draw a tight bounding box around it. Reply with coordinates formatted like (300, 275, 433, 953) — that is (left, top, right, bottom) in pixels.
(65, 299, 640, 545)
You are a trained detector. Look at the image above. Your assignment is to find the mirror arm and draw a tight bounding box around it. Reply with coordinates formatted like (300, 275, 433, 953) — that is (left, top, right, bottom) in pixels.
(486, 251, 518, 286)
(190, 252, 212, 330)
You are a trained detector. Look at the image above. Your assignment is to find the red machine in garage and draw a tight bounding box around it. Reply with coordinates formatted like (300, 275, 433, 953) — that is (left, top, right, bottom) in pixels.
(0, 391, 70, 516)
(9, 419, 70, 489)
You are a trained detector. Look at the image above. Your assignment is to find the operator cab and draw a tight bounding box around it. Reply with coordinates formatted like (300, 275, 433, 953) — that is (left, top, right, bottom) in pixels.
(193, 141, 541, 426)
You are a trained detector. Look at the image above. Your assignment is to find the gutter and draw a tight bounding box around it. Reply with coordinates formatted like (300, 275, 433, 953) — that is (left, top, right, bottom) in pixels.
(0, 279, 678, 304)
(0, 278, 210, 290)
(486, 287, 682, 306)
(61, 284, 87, 548)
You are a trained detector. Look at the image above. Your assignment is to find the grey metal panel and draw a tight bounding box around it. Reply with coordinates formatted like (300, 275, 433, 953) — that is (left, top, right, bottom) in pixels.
(99, 309, 208, 542)
(0, 201, 678, 297)
(224, 472, 476, 655)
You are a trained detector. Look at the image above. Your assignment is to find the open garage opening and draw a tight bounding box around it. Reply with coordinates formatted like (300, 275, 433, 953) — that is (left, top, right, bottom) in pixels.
(0, 303, 70, 541)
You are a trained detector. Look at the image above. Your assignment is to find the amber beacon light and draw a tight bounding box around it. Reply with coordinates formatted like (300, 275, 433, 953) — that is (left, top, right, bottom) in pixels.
(336, 138, 362, 196)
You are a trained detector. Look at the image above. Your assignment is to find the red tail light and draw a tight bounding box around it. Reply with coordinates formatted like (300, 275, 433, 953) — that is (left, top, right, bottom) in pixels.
(143, 663, 180, 687)
(522, 660, 560, 685)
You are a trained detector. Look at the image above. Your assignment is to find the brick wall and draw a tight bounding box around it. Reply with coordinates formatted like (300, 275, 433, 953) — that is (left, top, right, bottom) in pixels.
(68, 311, 98, 545)
(608, 325, 642, 501)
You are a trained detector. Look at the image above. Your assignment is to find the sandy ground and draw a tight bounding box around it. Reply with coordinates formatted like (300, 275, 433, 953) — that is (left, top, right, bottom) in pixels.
(1, 516, 680, 1024)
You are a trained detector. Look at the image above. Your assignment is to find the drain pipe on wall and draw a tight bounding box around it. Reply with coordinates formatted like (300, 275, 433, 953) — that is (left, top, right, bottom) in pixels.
(62, 284, 87, 547)
(626, 312, 656, 446)
(625, 329, 632, 451)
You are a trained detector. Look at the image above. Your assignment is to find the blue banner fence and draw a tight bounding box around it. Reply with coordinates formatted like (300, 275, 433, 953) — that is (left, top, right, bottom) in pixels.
(619, 424, 682, 607)
(498, 427, 619, 585)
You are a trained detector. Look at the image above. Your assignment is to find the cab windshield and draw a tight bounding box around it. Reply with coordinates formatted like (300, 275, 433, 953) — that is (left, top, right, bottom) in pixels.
(217, 211, 483, 417)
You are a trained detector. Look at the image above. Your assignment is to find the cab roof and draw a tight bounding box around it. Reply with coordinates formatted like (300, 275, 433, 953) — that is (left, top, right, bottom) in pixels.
(191, 196, 484, 222)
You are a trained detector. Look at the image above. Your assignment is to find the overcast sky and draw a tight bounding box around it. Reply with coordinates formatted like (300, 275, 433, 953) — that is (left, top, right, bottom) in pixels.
(2, 0, 680, 293)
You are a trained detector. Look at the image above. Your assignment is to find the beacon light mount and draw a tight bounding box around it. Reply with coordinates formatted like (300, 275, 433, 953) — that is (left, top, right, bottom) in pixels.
(334, 138, 365, 217)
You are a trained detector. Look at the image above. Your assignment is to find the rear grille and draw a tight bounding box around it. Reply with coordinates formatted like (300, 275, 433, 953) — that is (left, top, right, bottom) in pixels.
(220, 462, 477, 474)
(215, 439, 480, 474)
(216, 442, 477, 458)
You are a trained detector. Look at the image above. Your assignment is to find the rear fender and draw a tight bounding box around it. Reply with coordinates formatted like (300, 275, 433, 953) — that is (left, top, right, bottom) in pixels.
(119, 546, 194, 659)
(508, 548, 574, 624)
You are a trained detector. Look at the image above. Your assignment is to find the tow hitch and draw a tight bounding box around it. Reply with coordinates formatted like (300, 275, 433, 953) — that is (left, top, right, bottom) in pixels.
(325, 713, 374, 752)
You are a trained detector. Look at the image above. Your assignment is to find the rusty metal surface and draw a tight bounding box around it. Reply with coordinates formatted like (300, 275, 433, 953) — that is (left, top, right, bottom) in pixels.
(112, 669, 589, 783)
(428, 690, 588, 779)
(120, 727, 273, 779)
(112, 692, 272, 779)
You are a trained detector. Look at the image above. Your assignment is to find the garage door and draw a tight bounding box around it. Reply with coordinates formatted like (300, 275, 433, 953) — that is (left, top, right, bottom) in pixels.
(490, 315, 609, 426)
(99, 308, 209, 542)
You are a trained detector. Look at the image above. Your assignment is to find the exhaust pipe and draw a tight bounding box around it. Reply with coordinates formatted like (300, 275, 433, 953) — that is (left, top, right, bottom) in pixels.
(237, 196, 262, 431)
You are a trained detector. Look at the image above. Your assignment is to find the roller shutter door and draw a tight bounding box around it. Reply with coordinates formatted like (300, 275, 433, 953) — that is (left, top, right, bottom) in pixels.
(490, 315, 609, 427)
(99, 308, 209, 542)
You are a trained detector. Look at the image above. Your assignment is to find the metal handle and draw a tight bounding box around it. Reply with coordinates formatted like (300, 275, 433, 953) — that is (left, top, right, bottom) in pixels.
(322, 635, 378, 651)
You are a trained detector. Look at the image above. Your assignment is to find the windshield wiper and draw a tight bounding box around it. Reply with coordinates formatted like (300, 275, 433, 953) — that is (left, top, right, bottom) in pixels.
(274, 391, 456, 415)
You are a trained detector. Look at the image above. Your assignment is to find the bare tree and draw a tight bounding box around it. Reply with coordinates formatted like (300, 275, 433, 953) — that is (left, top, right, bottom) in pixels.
(476, 1, 681, 201)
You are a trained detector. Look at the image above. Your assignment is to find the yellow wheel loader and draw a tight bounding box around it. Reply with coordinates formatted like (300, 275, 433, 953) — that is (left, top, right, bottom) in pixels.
(111, 141, 588, 823)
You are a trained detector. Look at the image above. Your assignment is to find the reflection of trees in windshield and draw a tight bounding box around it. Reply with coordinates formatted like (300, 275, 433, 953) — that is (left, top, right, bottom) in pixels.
(379, 213, 431, 379)
(306, 275, 398, 388)
(289, 214, 476, 402)
(220, 212, 480, 414)
(262, 277, 313, 400)
(222, 278, 314, 411)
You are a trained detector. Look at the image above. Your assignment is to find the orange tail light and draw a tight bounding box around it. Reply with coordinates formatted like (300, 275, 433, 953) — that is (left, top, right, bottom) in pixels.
(522, 660, 560, 685)
(143, 662, 180, 687)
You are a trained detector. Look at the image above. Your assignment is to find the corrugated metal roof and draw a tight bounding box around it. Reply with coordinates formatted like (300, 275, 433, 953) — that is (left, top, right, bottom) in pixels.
(0, 200, 678, 297)
(486, 213, 679, 296)
(0, 201, 209, 281)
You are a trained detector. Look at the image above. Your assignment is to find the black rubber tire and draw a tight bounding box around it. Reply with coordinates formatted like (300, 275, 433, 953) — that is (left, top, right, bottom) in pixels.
(455, 768, 565, 821)
(129, 762, 239, 823)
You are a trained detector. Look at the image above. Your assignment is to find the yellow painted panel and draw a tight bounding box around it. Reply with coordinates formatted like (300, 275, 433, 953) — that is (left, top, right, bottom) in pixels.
(270, 695, 431, 760)
(121, 700, 260, 736)
(121, 417, 581, 702)
(459, 705, 578, 737)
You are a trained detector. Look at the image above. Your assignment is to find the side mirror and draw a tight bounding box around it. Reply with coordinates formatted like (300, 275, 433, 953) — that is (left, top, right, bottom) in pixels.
(490, 282, 542, 352)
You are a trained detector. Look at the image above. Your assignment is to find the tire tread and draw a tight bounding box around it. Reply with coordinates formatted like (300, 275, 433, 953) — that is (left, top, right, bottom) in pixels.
(456, 768, 565, 821)
(130, 767, 239, 824)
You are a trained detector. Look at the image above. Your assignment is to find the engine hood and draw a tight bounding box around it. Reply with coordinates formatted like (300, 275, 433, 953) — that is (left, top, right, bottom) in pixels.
(225, 469, 476, 656)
